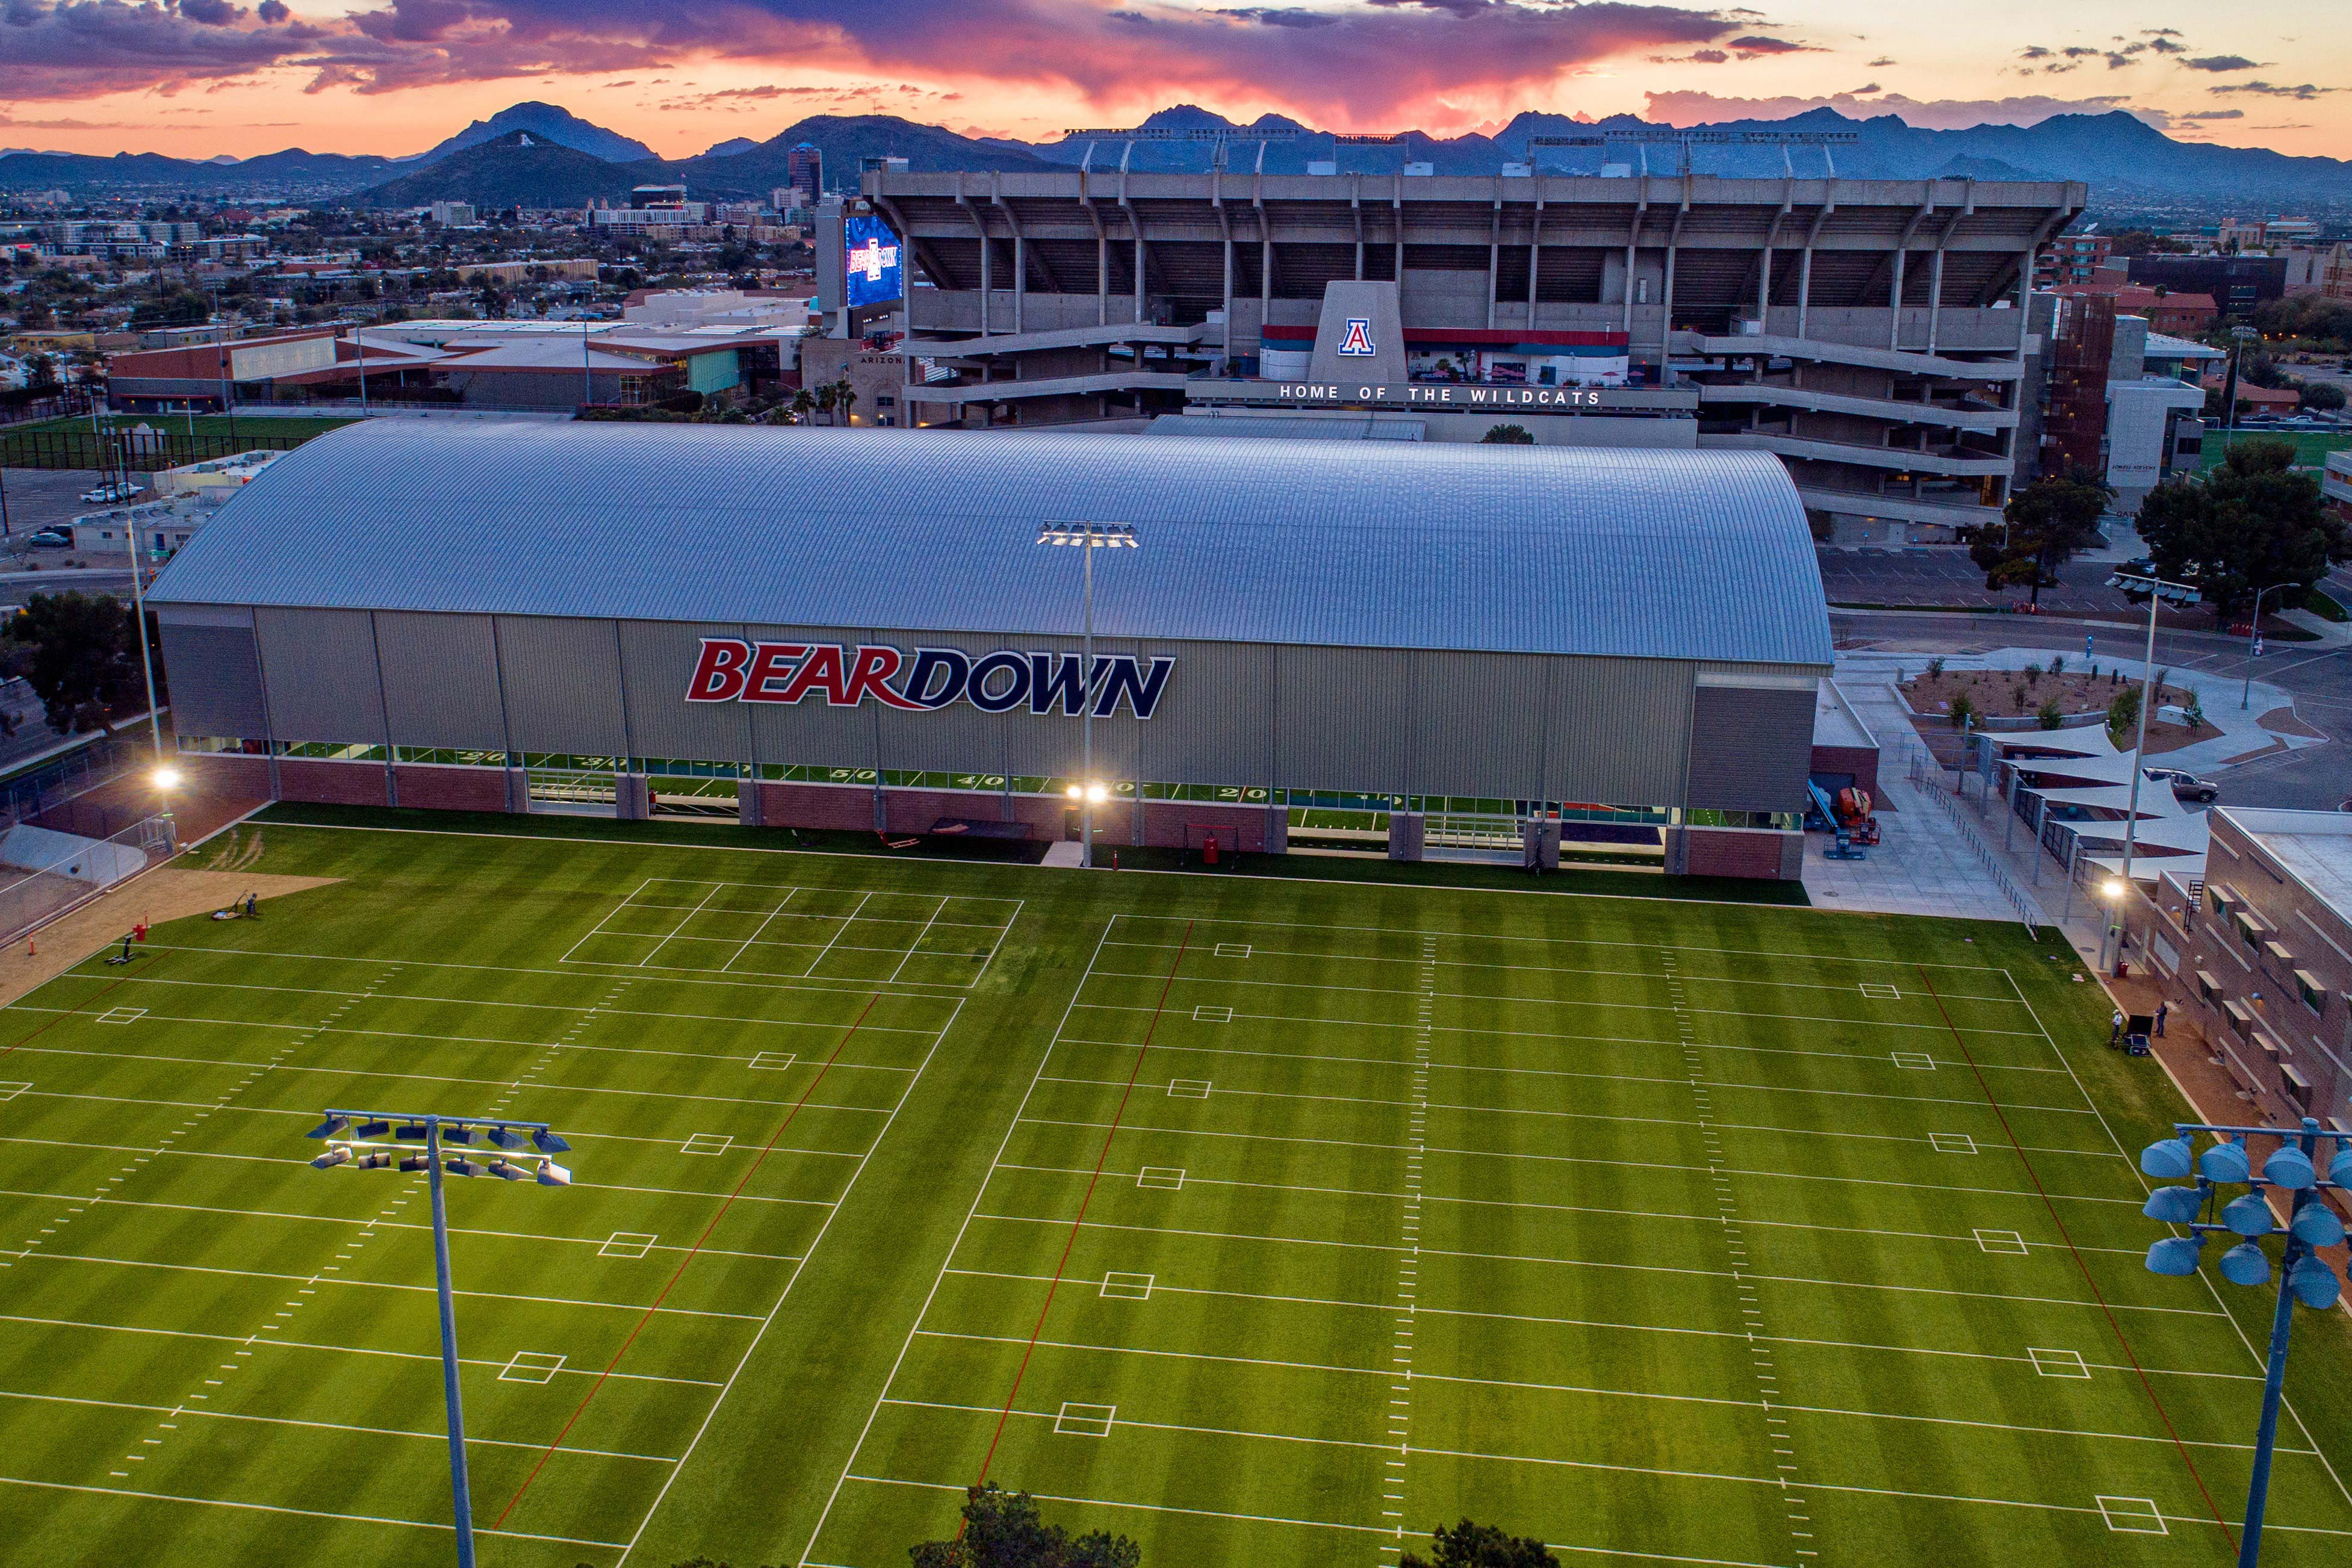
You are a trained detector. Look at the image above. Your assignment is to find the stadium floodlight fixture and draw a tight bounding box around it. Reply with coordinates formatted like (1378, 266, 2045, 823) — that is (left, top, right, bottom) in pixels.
(1036, 522, 1140, 868)
(2136, 1117, 2351, 1567)
(2102, 878, 2126, 899)
(152, 766, 181, 791)
(300, 1109, 571, 1568)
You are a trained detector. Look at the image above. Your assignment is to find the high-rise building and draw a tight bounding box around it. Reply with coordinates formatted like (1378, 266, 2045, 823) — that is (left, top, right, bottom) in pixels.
(787, 143, 824, 200)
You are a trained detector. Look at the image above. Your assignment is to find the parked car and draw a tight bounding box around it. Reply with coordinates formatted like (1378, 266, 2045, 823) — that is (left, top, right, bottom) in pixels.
(79, 482, 141, 503)
(2144, 766, 2219, 804)
(24, 528, 72, 548)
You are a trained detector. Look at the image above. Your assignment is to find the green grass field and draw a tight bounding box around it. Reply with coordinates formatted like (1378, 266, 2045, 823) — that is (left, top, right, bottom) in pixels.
(1, 816, 2348, 1568)
(0, 415, 354, 469)
(2200, 429, 2352, 471)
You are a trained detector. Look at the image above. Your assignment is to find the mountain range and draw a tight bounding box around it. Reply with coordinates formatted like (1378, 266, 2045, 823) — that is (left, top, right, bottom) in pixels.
(3, 101, 2350, 209)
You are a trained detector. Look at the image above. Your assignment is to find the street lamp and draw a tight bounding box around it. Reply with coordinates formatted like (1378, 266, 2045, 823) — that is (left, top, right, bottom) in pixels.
(1035, 521, 1138, 867)
(305, 1109, 571, 1568)
(2242, 581, 2291, 710)
(2141, 1121, 2349, 1567)
(2105, 571, 2199, 964)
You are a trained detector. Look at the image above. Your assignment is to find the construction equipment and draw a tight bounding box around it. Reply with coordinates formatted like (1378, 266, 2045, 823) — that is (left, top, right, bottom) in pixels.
(1806, 779, 1879, 860)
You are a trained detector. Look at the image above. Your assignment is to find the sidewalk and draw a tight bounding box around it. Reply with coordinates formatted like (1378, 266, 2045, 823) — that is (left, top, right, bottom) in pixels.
(1832, 646, 2325, 777)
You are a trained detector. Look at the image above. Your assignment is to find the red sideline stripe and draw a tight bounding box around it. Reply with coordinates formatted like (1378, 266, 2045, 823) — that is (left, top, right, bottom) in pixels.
(1914, 965, 2234, 1544)
(2, 969, 141, 1059)
(494, 993, 883, 1528)
(970, 920, 1194, 1492)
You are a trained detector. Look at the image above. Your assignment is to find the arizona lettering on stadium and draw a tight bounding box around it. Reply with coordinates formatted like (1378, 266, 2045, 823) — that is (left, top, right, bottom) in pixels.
(685, 639, 1175, 719)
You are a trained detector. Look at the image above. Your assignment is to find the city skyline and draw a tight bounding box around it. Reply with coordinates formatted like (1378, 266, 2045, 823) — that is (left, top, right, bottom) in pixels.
(0, 1, 2344, 166)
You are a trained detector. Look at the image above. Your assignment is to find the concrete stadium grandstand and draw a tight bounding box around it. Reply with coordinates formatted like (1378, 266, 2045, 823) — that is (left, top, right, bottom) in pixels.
(813, 150, 2085, 545)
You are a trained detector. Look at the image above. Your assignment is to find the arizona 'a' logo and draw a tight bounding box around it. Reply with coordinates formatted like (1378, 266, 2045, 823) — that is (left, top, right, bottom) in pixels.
(1336, 317, 1376, 356)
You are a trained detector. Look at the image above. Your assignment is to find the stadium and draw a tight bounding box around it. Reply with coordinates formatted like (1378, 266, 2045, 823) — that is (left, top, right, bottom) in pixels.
(150, 420, 1832, 878)
(826, 161, 2085, 545)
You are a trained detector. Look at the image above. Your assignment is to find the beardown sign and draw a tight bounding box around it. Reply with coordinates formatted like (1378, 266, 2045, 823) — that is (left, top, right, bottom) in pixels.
(686, 639, 1175, 719)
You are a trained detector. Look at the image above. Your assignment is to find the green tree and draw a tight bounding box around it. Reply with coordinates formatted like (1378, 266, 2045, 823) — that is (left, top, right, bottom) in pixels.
(2136, 438, 2350, 627)
(2108, 684, 2142, 743)
(6, 592, 149, 735)
(1970, 465, 2113, 607)
(1403, 1519, 1561, 1567)
(2037, 699, 2065, 730)
(1480, 423, 1536, 444)
(909, 1483, 1140, 1567)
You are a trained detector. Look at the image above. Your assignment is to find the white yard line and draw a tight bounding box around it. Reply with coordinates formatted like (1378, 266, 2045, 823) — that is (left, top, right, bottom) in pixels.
(0, 1185, 808, 1261)
(1109, 909, 2005, 971)
(1085, 964, 2045, 1038)
(795, 892, 874, 981)
(1037, 1068, 2115, 1132)
(635, 882, 725, 968)
(987, 1162, 2155, 1259)
(557, 876, 654, 966)
(1999, 970, 2352, 1519)
(1011, 1109, 2154, 1213)
(0, 1473, 626, 1551)
(956, 1219, 2225, 1320)
(940, 1266, 2264, 1385)
(795, 921, 1117, 1568)
(1066, 1008, 2071, 1076)
(718, 886, 799, 971)
(612, 997, 960, 1566)
(883, 896, 952, 986)
(5, 1023, 901, 1115)
(0, 1387, 680, 1463)
(1099, 935, 2029, 1004)
(42, 965, 946, 1037)
(11, 1250, 767, 1321)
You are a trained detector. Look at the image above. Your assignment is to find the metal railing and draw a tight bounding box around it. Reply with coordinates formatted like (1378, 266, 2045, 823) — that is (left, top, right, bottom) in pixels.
(1905, 741, 2041, 937)
(0, 811, 176, 949)
(0, 731, 148, 829)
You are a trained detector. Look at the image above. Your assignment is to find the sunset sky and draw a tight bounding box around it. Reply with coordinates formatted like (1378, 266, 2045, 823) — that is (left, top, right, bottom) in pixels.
(1, 1, 2345, 164)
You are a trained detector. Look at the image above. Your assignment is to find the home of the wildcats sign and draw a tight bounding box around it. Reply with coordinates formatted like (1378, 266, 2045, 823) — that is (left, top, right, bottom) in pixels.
(686, 639, 1175, 718)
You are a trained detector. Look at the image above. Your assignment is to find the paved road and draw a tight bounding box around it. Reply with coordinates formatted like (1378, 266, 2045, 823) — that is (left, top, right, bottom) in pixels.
(1832, 600, 2350, 812)
(1816, 547, 2130, 613)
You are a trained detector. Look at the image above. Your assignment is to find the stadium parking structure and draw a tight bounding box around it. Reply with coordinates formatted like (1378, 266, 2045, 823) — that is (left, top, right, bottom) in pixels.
(0, 816, 2348, 1567)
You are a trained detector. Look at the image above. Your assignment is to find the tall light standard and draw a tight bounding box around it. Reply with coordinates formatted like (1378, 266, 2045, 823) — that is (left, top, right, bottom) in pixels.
(2105, 569, 2200, 965)
(306, 1109, 571, 1568)
(2241, 580, 2292, 710)
(2141, 1121, 2348, 1567)
(1036, 521, 1138, 867)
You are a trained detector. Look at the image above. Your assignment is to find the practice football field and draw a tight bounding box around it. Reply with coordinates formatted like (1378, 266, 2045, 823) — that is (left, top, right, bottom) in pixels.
(1, 816, 2348, 1568)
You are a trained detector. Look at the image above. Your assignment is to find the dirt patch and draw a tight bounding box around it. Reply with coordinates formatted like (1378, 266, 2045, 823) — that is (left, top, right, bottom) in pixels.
(2257, 705, 2326, 740)
(0, 866, 338, 1009)
(1900, 666, 2221, 755)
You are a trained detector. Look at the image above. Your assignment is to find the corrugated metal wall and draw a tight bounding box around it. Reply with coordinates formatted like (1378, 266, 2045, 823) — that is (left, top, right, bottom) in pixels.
(255, 607, 385, 746)
(177, 609, 1824, 809)
(157, 609, 268, 740)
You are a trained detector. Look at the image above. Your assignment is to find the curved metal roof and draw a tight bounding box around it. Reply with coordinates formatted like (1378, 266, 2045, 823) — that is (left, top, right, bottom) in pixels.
(149, 420, 1832, 666)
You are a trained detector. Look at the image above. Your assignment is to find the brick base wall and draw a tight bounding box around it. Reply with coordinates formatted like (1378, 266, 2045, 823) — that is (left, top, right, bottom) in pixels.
(1809, 743, 1881, 802)
(184, 753, 275, 798)
(278, 757, 390, 808)
(1683, 826, 1802, 881)
(392, 764, 512, 813)
(756, 782, 877, 834)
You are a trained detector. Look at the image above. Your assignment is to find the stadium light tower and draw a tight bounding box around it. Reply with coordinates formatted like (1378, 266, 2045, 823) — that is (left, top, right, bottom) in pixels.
(1036, 522, 1138, 867)
(2140, 1120, 2350, 1567)
(305, 1109, 572, 1568)
(2100, 568, 2198, 965)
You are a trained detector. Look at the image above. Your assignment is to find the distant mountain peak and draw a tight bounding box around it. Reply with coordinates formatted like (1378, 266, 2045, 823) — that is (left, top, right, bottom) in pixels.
(410, 102, 654, 167)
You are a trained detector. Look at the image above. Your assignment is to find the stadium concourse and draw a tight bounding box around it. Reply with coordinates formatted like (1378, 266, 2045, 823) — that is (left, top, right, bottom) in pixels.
(146, 420, 1833, 880)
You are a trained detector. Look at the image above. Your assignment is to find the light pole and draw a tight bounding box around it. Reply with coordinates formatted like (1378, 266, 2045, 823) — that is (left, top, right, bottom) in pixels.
(2106, 571, 2198, 950)
(2242, 580, 2290, 710)
(1036, 521, 1138, 867)
(2223, 323, 2260, 450)
(305, 1109, 572, 1568)
(2141, 1122, 2349, 1567)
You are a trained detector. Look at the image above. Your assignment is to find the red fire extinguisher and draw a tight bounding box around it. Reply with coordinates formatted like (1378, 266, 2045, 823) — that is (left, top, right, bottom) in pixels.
(1203, 834, 1220, 866)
